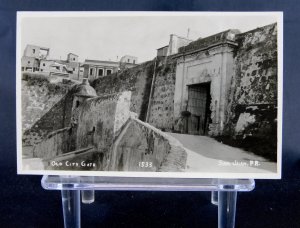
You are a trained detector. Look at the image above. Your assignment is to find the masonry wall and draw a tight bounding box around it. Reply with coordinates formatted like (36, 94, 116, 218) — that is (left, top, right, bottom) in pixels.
(224, 23, 278, 160)
(22, 76, 76, 146)
(30, 91, 187, 172)
(109, 118, 187, 172)
(75, 92, 132, 170)
(92, 61, 154, 121)
(147, 58, 177, 131)
(30, 92, 132, 171)
(91, 58, 178, 132)
(22, 74, 73, 134)
(33, 127, 72, 159)
(23, 92, 74, 146)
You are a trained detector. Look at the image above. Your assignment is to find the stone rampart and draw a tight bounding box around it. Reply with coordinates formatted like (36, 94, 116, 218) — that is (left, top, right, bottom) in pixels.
(225, 23, 277, 137)
(147, 58, 177, 131)
(223, 23, 278, 160)
(75, 91, 132, 169)
(33, 127, 71, 159)
(92, 61, 154, 121)
(109, 118, 187, 172)
(21, 74, 73, 132)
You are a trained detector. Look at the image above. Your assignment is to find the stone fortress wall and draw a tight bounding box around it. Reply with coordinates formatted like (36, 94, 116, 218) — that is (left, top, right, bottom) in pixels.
(225, 23, 278, 136)
(22, 76, 75, 146)
(91, 61, 155, 121)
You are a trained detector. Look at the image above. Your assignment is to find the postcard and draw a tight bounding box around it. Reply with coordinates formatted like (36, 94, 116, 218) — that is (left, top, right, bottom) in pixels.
(17, 11, 283, 179)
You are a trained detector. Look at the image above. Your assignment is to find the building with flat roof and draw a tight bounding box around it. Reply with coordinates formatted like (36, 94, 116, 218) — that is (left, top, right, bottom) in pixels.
(21, 44, 50, 72)
(23, 44, 50, 59)
(119, 55, 138, 70)
(157, 45, 169, 57)
(21, 45, 82, 80)
(67, 53, 79, 62)
(157, 34, 193, 57)
(83, 54, 139, 81)
(82, 59, 119, 81)
(120, 55, 137, 64)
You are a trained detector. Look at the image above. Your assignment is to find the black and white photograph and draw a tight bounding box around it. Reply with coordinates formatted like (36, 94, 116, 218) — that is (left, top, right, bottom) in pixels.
(17, 12, 283, 178)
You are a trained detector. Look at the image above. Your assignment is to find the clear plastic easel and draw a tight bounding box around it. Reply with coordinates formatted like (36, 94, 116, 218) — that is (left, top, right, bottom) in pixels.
(41, 176, 254, 228)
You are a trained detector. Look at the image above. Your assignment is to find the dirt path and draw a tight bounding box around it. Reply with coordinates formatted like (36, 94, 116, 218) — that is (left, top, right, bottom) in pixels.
(167, 133, 277, 173)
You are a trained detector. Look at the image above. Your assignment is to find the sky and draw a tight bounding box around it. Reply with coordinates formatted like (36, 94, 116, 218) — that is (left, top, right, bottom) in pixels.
(19, 12, 280, 63)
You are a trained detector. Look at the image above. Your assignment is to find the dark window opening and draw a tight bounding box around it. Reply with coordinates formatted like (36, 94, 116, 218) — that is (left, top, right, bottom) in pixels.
(32, 49, 35, 54)
(28, 61, 30, 64)
(76, 100, 80, 108)
(106, 69, 112, 75)
(98, 69, 104, 76)
(89, 68, 94, 76)
(43, 63, 45, 66)
(133, 60, 136, 64)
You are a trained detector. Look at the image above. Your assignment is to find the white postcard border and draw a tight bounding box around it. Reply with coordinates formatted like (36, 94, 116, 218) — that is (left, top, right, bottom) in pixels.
(16, 11, 283, 179)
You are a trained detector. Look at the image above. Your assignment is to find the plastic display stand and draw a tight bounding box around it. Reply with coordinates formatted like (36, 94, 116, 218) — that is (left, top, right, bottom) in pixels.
(41, 176, 255, 228)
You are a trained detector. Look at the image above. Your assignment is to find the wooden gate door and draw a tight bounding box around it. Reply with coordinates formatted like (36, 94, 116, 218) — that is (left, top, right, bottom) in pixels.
(187, 83, 211, 135)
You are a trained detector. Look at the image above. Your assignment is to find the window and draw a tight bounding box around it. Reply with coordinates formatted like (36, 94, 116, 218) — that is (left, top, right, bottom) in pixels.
(73, 68, 75, 71)
(73, 58, 75, 61)
(127, 59, 130, 63)
(133, 60, 136, 64)
(106, 69, 112, 75)
(32, 49, 35, 54)
(28, 61, 30, 64)
(89, 68, 94, 76)
(98, 68, 104, 77)
(43, 63, 45, 66)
